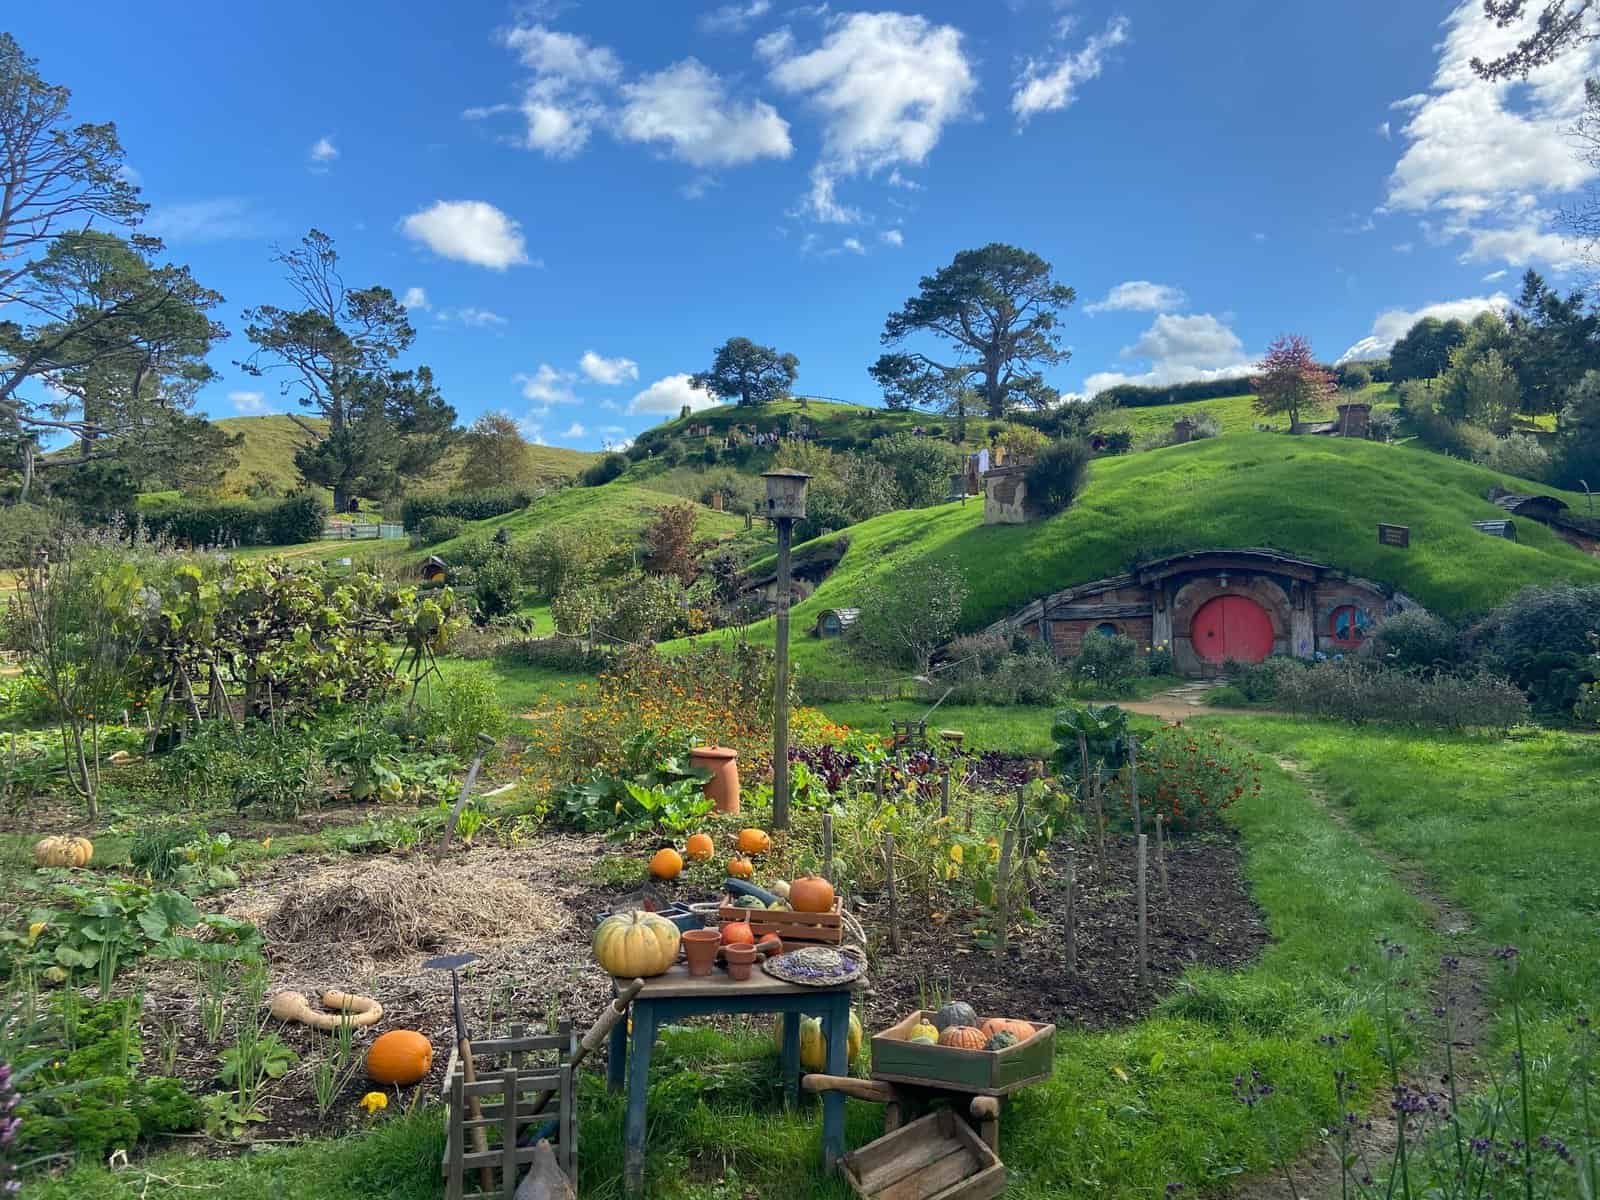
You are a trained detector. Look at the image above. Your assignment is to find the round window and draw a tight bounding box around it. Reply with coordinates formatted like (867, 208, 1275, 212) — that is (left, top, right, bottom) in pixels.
(1329, 604, 1372, 646)
(1093, 622, 1119, 638)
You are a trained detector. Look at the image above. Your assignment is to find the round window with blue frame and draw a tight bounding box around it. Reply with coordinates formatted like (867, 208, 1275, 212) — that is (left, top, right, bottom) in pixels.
(1329, 603, 1373, 646)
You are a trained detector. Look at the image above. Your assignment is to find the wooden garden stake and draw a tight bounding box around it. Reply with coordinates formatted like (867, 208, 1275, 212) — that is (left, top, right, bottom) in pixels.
(1136, 833, 1149, 988)
(1156, 812, 1170, 898)
(964, 790, 974, 834)
(1093, 766, 1107, 883)
(940, 769, 950, 819)
(884, 832, 901, 954)
(1128, 733, 1142, 835)
(821, 807, 838, 872)
(1064, 845, 1077, 975)
(995, 801, 1019, 956)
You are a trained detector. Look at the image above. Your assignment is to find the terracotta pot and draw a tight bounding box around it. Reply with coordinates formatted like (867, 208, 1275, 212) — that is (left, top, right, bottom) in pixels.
(681, 929, 721, 977)
(690, 745, 741, 815)
(723, 943, 757, 981)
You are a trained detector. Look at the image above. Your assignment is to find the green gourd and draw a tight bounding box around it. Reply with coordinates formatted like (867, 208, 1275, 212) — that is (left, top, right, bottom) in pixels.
(984, 1031, 1019, 1052)
(933, 1001, 978, 1031)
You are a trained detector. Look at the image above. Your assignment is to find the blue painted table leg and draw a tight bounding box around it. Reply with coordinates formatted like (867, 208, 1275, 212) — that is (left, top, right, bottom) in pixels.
(781, 1012, 801, 1107)
(624, 1003, 655, 1198)
(608, 1007, 627, 1093)
(820, 994, 849, 1173)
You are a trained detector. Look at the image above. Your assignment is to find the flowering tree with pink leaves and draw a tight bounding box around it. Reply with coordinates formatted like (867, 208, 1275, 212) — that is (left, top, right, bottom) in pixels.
(1252, 334, 1336, 429)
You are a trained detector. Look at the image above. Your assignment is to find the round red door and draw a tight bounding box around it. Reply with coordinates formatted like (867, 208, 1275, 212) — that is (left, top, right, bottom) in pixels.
(1190, 595, 1275, 663)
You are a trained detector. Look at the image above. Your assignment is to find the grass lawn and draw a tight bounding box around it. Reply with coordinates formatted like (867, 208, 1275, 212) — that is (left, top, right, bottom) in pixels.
(1100, 383, 1396, 442)
(29, 740, 1430, 1199)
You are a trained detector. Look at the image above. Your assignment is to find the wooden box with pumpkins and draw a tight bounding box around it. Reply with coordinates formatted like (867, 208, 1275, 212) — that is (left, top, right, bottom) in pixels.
(870, 1001, 1055, 1096)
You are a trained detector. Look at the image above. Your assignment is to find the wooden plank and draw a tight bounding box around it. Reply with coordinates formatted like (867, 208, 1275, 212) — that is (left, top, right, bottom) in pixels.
(876, 1146, 977, 1200)
(852, 1114, 964, 1194)
(618, 962, 857, 999)
(471, 1032, 571, 1054)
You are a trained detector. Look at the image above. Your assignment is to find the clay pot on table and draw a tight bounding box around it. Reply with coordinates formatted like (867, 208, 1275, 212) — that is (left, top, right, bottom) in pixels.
(723, 944, 757, 982)
(681, 929, 721, 977)
(689, 745, 741, 815)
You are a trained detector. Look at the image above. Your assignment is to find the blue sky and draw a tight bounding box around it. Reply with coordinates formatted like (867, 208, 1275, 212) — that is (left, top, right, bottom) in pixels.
(14, 1, 1599, 449)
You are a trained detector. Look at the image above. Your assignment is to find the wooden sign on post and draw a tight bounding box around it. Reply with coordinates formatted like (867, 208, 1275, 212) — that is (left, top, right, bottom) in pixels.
(1377, 523, 1410, 548)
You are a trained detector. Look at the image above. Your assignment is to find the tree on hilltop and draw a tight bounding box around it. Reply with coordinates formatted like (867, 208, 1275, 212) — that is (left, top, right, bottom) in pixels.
(1252, 334, 1335, 429)
(691, 337, 799, 406)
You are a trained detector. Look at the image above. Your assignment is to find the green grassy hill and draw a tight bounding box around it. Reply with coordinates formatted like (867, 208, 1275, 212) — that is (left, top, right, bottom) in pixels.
(214, 415, 596, 498)
(1101, 383, 1396, 442)
(693, 431, 1600, 673)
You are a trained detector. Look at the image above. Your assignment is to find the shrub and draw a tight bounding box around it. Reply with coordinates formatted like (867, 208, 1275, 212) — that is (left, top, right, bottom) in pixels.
(1024, 439, 1093, 517)
(1469, 583, 1600, 713)
(869, 432, 958, 508)
(1338, 363, 1372, 391)
(0, 503, 62, 568)
(1147, 645, 1175, 676)
(421, 666, 510, 753)
(582, 453, 628, 487)
(942, 633, 1012, 681)
(400, 488, 532, 532)
(945, 644, 1066, 706)
(1068, 632, 1141, 695)
(473, 553, 522, 619)
(1272, 661, 1529, 729)
(414, 515, 465, 545)
(1368, 407, 1400, 442)
(1228, 655, 1307, 702)
(1115, 725, 1262, 832)
(1473, 432, 1551, 480)
(1364, 610, 1458, 672)
(642, 503, 701, 584)
(847, 558, 968, 670)
(136, 493, 328, 546)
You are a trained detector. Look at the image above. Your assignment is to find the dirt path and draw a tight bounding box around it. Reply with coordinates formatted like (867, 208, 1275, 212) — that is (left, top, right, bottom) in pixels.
(1229, 757, 1493, 1200)
(1119, 680, 1279, 723)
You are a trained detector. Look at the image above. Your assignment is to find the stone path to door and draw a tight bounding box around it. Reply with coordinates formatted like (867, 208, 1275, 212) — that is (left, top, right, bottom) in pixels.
(1119, 680, 1271, 722)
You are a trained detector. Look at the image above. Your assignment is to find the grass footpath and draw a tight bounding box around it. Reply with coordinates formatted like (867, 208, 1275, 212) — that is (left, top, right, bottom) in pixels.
(28, 741, 1429, 1199)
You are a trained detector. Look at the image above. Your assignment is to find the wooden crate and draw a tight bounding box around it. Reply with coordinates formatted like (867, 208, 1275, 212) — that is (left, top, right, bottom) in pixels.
(841, 1108, 1004, 1200)
(717, 894, 843, 945)
(439, 1023, 576, 1199)
(869, 1010, 1055, 1096)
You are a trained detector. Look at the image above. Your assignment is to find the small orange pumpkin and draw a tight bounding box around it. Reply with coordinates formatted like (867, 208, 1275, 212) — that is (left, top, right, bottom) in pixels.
(757, 932, 782, 957)
(366, 1030, 434, 1085)
(737, 828, 771, 855)
(728, 856, 755, 879)
(720, 920, 755, 946)
(788, 875, 835, 914)
(685, 833, 714, 862)
(980, 1017, 1036, 1041)
(649, 847, 684, 880)
(938, 1025, 987, 1050)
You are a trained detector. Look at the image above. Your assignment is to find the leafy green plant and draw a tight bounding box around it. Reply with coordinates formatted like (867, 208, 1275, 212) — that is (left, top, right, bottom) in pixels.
(311, 1017, 362, 1118)
(1050, 703, 1130, 781)
(1068, 631, 1142, 696)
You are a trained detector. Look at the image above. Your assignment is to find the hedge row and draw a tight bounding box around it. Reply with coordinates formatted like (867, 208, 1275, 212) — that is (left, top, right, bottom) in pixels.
(400, 488, 533, 531)
(136, 494, 329, 546)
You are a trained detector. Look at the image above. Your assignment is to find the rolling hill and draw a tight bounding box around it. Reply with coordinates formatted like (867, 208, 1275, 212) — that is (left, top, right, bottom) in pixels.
(213, 415, 596, 499)
(686, 431, 1600, 674)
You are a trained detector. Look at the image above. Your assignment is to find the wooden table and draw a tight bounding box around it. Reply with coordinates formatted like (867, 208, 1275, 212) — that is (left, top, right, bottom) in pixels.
(607, 964, 858, 1197)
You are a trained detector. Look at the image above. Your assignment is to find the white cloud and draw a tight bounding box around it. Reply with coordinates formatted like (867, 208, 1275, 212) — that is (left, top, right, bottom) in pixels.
(600, 424, 627, 436)
(496, 24, 623, 158)
(579, 351, 640, 385)
(1385, 1, 1599, 268)
(1483, 268, 1509, 281)
(438, 306, 509, 328)
(880, 228, 904, 247)
(144, 198, 264, 243)
(558, 421, 587, 440)
(502, 24, 621, 85)
(1012, 15, 1130, 123)
(764, 12, 976, 222)
(700, 0, 772, 34)
(400, 200, 529, 270)
(1377, 121, 1391, 140)
(1085, 280, 1186, 315)
(629, 373, 717, 415)
(309, 136, 338, 165)
(1335, 293, 1512, 363)
(229, 390, 272, 415)
(618, 59, 792, 167)
(886, 167, 922, 190)
(842, 236, 865, 254)
(1081, 313, 1253, 395)
(518, 419, 548, 444)
(401, 286, 429, 311)
(515, 364, 578, 406)
(1393, 242, 1415, 254)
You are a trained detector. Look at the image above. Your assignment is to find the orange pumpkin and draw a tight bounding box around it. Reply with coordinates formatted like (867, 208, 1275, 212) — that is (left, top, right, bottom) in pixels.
(728, 856, 755, 879)
(788, 875, 835, 914)
(649, 847, 684, 880)
(720, 920, 755, 946)
(366, 1030, 434, 1085)
(938, 1025, 987, 1050)
(685, 833, 715, 862)
(980, 1017, 1036, 1041)
(737, 828, 771, 855)
(757, 932, 782, 956)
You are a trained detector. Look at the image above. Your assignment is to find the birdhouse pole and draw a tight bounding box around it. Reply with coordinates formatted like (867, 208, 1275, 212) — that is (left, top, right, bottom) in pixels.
(764, 470, 810, 831)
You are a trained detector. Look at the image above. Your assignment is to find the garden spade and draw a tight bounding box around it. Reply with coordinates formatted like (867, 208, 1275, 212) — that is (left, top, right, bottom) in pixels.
(436, 733, 496, 858)
(426, 951, 492, 1193)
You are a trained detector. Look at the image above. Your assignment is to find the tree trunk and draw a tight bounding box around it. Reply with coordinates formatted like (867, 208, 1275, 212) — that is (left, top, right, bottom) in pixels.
(333, 485, 348, 514)
(984, 367, 1005, 419)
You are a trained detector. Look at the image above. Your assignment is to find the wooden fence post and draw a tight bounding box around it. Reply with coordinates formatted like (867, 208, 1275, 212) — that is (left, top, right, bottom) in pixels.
(940, 769, 950, 820)
(1064, 844, 1077, 976)
(1155, 812, 1170, 898)
(1136, 833, 1149, 988)
(1093, 766, 1107, 883)
(1128, 733, 1142, 836)
(822, 812, 834, 883)
(884, 832, 901, 954)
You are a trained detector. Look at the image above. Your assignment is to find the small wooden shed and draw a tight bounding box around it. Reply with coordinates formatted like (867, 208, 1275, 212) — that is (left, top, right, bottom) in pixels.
(1471, 519, 1518, 541)
(422, 555, 449, 583)
(814, 608, 860, 638)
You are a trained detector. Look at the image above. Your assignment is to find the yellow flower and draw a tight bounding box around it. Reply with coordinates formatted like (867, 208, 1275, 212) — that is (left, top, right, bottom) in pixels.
(359, 1091, 388, 1115)
(261, 837, 272, 850)
(27, 921, 48, 943)
(948, 844, 964, 865)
